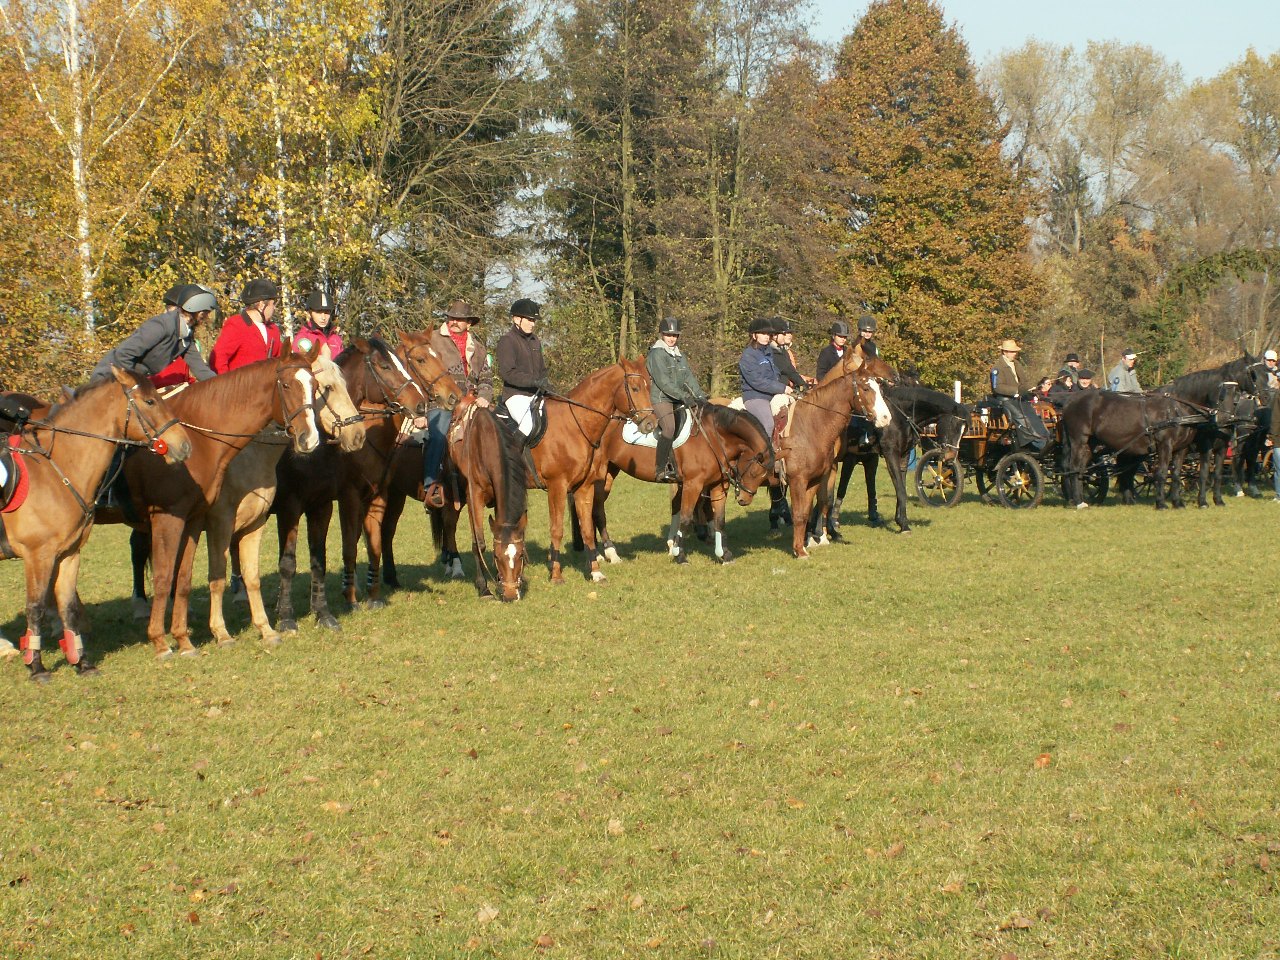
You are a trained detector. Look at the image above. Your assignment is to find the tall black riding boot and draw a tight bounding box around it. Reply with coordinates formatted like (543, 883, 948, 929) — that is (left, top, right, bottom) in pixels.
(655, 435, 680, 482)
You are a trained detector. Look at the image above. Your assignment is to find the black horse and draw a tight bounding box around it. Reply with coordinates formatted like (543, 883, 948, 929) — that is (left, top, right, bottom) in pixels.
(819, 384, 969, 537)
(1155, 354, 1259, 508)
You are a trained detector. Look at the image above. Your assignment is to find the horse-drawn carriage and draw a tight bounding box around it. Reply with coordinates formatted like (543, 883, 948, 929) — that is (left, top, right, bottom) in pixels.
(913, 397, 1110, 509)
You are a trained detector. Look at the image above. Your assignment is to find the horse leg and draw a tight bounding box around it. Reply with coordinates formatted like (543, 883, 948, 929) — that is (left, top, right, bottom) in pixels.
(598, 471, 621, 563)
(20, 548, 55, 682)
(791, 481, 816, 559)
(339, 488, 364, 607)
(274, 500, 304, 634)
(307, 500, 339, 629)
(864, 457, 882, 526)
(361, 496, 388, 609)
(708, 483, 732, 563)
(169, 522, 203, 656)
(205, 504, 237, 647)
(52, 552, 96, 676)
(665, 484, 685, 564)
(573, 483, 606, 581)
(237, 520, 280, 646)
(381, 491, 407, 589)
(146, 514, 183, 658)
(440, 502, 465, 579)
(130, 528, 152, 620)
(1212, 443, 1227, 507)
(887, 446, 910, 532)
(1197, 439, 1212, 508)
(546, 480, 569, 584)
(468, 492, 492, 599)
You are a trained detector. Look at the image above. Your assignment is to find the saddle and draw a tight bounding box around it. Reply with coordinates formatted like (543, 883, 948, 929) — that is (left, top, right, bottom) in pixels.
(448, 395, 480, 445)
(1, 437, 29, 514)
(497, 394, 548, 448)
(621, 408, 692, 449)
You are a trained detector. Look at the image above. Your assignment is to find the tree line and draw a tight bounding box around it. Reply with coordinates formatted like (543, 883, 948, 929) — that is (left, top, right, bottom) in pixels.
(1, 0, 1276, 397)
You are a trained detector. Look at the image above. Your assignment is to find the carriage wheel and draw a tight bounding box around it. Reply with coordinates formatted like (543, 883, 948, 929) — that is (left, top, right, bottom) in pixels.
(974, 465, 997, 504)
(915, 450, 964, 507)
(994, 452, 1043, 509)
(1061, 461, 1109, 505)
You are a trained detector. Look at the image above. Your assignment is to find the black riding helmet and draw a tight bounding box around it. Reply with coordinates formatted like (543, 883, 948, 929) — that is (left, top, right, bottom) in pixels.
(163, 282, 190, 308)
(771, 316, 792, 335)
(658, 316, 681, 336)
(304, 289, 335, 313)
(748, 316, 773, 335)
(857, 313, 877, 333)
(829, 320, 850, 337)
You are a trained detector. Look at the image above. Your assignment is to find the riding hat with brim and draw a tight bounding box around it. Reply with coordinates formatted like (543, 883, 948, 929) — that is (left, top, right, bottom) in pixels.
(1000, 339, 1022, 353)
(1121, 349, 1138, 359)
(1065, 352, 1080, 363)
(446, 299, 482, 321)
(163, 283, 190, 308)
(242, 278, 279, 305)
(305, 290, 335, 313)
(829, 320, 850, 337)
(748, 317, 773, 335)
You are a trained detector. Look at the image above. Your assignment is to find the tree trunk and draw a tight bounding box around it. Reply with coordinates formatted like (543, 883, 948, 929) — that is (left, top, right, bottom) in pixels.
(67, 0, 97, 334)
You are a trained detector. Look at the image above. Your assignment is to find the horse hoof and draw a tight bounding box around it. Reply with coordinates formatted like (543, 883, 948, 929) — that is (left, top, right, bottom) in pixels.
(278, 619, 299, 634)
(156, 648, 173, 661)
(366, 599, 387, 611)
(717, 551, 734, 564)
(604, 547, 622, 564)
(131, 597, 151, 621)
(590, 570, 607, 583)
(795, 553, 810, 561)
(260, 631, 281, 646)
(216, 636, 236, 648)
(673, 553, 689, 565)
(76, 663, 100, 678)
(1075, 502, 1089, 511)
(551, 576, 567, 587)
(316, 614, 341, 631)
(179, 648, 199, 659)
(29, 670, 51, 685)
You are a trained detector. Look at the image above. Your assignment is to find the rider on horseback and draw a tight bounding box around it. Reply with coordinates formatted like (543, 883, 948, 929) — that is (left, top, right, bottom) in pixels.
(423, 299, 494, 509)
(739, 316, 793, 531)
(211, 278, 283, 373)
(770, 317, 811, 392)
(495, 298, 551, 439)
(293, 289, 344, 360)
(646, 317, 707, 483)
(88, 285, 218, 387)
(816, 320, 850, 381)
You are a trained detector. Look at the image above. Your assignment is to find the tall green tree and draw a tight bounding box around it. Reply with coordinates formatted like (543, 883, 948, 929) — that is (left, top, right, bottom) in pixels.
(815, 0, 1042, 391)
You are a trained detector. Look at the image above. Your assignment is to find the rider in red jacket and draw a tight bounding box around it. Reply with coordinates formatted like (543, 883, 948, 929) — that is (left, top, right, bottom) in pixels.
(211, 278, 283, 373)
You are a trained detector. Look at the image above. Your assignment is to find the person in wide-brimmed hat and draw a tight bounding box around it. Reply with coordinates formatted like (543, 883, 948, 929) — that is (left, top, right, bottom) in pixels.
(990, 338, 1048, 452)
(421, 299, 494, 509)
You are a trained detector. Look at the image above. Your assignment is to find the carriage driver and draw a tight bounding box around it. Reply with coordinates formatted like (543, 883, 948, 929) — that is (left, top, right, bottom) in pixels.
(422, 299, 493, 509)
(991, 339, 1049, 452)
(88, 285, 218, 387)
(646, 317, 708, 483)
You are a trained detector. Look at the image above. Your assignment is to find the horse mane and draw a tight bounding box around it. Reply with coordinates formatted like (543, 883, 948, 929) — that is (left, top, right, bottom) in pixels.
(335, 337, 394, 367)
(488, 409, 527, 532)
(885, 384, 965, 421)
(1159, 354, 1256, 402)
(710, 403, 770, 451)
(43, 377, 126, 424)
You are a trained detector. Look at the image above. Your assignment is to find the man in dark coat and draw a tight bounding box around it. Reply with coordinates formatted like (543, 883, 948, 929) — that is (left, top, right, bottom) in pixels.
(495, 298, 549, 436)
(422, 299, 494, 507)
(89, 285, 218, 386)
(990, 338, 1047, 451)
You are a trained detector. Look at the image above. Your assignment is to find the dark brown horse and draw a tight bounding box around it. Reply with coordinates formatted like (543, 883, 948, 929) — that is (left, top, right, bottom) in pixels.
(273, 336, 462, 630)
(101, 349, 324, 657)
(2, 369, 192, 680)
(571, 398, 774, 565)
(777, 352, 893, 558)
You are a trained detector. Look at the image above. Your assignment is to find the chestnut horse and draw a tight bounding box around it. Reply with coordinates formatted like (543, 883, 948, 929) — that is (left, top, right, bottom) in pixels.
(401, 359, 654, 586)
(273, 336, 461, 630)
(440, 399, 530, 600)
(778, 352, 893, 558)
(1, 369, 192, 680)
(202, 355, 365, 646)
(571, 399, 774, 566)
(99, 350, 324, 657)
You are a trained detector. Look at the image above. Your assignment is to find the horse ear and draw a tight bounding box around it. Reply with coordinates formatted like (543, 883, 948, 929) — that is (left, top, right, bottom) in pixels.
(109, 364, 132, 386)
(846, 352, 864, 373)
(353, 338, 371, 353)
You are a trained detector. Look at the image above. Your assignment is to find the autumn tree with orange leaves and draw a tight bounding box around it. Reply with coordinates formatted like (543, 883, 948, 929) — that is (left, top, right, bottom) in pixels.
(814, 0, 1042, 392)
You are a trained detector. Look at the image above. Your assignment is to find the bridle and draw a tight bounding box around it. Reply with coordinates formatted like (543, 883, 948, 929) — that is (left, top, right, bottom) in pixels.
(400, 344, 460, 407)
(694, 408, 770, 498)
(361, 348, 426, 418)
(273, 367, 319, 440)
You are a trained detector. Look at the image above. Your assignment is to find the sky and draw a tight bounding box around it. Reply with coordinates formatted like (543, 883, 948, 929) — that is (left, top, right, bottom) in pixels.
(808, 0, 1280, 82)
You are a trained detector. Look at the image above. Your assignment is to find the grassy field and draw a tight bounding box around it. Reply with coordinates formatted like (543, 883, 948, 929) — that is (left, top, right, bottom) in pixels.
(2, 475, 1279, 959)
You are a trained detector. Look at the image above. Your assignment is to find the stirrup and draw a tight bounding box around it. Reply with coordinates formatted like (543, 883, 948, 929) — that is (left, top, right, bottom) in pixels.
(424, 483, 446, 509)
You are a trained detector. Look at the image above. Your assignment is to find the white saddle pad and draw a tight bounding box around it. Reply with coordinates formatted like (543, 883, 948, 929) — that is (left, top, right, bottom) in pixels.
(621, 410, 693, 449)
(504, 394, 544, 437)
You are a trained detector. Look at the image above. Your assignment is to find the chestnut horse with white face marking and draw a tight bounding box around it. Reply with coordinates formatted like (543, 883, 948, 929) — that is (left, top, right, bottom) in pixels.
(778, 350, 894, 558)
(98, 349, 324, 658)
(273, 336, 462, 630)
(1, 369, 192, 680)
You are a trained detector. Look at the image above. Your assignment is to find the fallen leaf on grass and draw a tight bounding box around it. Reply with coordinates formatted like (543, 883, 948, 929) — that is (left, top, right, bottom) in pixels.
(998, 916, 1034, 931)
(884, 841, 905, 858)
(535, 933, 555, 949)
(119, 923, 136, 937)
(629, 894, 645, 910)
(476, 904, 499, 924)
(785, 797, 806, 810)
(940, 882, 962, 894)
(607, 818, 624, 836)
(322, 801, 352, 815)
(187, 911, 200, 925)
(464, 937, 482, 950)
(1033, 753, 1052, 769)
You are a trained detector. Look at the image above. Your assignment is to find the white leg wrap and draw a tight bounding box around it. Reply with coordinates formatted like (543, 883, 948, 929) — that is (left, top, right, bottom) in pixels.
(713, 532, 724, 558)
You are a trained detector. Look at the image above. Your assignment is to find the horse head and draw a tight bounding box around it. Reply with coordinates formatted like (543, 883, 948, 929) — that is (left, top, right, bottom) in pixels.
(615, 358, 659, 433)
(398, 331, 464, 411)
(348, 337, 431, 418)
(489, 511, 528, 602)
(274, 351, 322, 454)
(110, 367, 193, 464)
(720, 406, 774, 506)
(309, 353, 366, 453)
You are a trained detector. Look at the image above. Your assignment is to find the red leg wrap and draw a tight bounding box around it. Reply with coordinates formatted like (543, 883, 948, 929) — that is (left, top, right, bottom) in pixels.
(59, 630, 82, 666)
